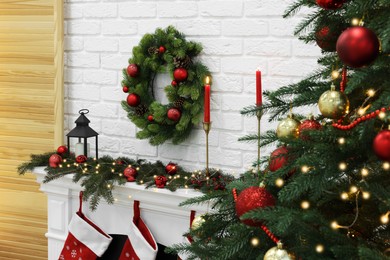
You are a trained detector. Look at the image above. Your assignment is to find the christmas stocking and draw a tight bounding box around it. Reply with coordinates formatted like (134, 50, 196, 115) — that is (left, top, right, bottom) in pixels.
(177, 210, 196, 260)
(118, 200, 158, 260)
(59, 192, 112, 260)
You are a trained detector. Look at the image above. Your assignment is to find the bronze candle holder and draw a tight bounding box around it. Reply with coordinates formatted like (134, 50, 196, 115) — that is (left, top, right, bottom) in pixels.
(203, 122, 211, 179)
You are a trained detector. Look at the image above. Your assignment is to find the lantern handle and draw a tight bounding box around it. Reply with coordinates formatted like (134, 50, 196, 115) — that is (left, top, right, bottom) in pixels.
(79, 109, 89, 115)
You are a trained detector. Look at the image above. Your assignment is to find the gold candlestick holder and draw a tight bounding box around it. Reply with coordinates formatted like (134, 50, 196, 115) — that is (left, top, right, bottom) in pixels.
(203, 122, 211, 179)
(256, 109, 262, 175)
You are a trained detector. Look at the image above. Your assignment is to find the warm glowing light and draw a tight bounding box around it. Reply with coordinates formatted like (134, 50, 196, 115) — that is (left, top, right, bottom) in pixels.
(362, 191, 370, 199)
(366, 89, 376, 97)
(67, 164, 70, 167)
(84, 163, 87, 166)
(95, 171, 99, 174)
(380, 212, 390, 224)
(169, 176, 172, 179)
(111, 169, 115, 173)
(63, 159, 67, 163)
(338, 137, 346, 145)
(84, 168, 88, 171)
(93, 158, 97, 161)
(119, 173, 123, 177)
(107, 184, 111, 188)
(59, 164, 63, 168)
(185, 185, 188, 188)
(379, 111, 386, 119)
(128, 195, 132, 199)
(361, 168, 369, 177)
(153, 175, 157, 178)
(316, 244, 324, 253)
(114, 198, 118, 202)
(128, 165, 132, 168)
(184, 176, 188, 179)
(205, 76, 211, 85)
(339, 162, 347, 171)
(301, 200, 310, 209)
(140, 180, 144, 184)
(351, 18, 361, 26)
(301, 165, 310, 173)
(275, 178, 284, 187)
(331, 221, 340, 229)
(341, 192, 349, 200)
(358, 108, 366, 116)
(191, 174, 195, 178)
(350, 186, 358, 193)
(250, 237, 260, 247)
(136, 167, 140, 171)
(383, 162, 390, 170)
(112, 162, 116, 165)
(331, 70, 340, 79)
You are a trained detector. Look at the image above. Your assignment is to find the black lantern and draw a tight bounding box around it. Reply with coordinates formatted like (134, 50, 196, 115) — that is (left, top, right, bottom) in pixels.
(67, 109, 99, 159)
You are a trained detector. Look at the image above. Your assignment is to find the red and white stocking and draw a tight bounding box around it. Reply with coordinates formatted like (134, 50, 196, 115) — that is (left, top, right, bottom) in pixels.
(59, 192, 112, 260)
(118, 200, 158, 260)
(177, 210, 196, 260)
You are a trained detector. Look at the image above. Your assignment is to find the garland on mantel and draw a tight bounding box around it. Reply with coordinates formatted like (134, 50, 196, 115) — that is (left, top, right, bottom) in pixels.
(18, 151, 234, 210)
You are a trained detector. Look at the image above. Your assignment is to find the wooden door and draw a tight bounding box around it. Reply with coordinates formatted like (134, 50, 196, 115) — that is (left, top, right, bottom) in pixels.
(0, 0, 63, 259)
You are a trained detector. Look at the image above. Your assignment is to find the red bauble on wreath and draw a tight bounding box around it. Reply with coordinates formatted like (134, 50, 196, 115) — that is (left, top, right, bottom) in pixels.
(336, 26, 380, 68)
(235, 186, 275, 227)
(124, 167, 137, 182)
(373, 130, 390, 161)
(127, 93, 140, 107)
(122, 86, 129, 93)
(57, 145, 68, 155)
(49, 154, 62, 168)
(76, 155, 87, 164)
(165, 163, 177, 175)
(173, 68, 188, 82)
(147, 115, 154, 122)
(127, 64, 139, 77)
(159, 46, 166, 53)
(167, 108, 181, 121)
(316, 0, 345, 9)
(315, 26, 341, 51)
(269, 146, 289, 172)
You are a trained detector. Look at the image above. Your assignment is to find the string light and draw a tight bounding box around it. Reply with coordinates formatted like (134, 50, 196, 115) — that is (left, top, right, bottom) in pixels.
(380, 212, 390, 224)
(114, 198, 118, 202)
(301, 200, 310, 209)
(350, 186, 358, 193)
(185, 185, 188, 188)
(63, 159, 67, 163)
(250, 237, 260, 247)
(341, 192, 349, 200)
(379, 111, 386, 119)
(83, 167, 88, 171)
(361, 168, 369, 177)
(59, 164, 63, 168)
(362, 191, 370, 200)
(118, 173, 123, 177)
(95, 170, 99, 174)
(136, 167, 140, 171)
(338, 137, 346, 145)
(351, 18, 361, 26)
(111, 169, 115, 173)
(331, 70, 340, 79)
(301, 165, 310, 173)
(67, 164, 71, 167)
(112, 162, 116, 165)
(107, 184, 111, 188)
(84, 163, 87, 166)
(383, 162, 390, 170)
(339, 162, 347, 171)
(316, 244, 324, 253)
(140, 180, 144, 184)
(275, 178, 284, 187)
(331, 221, 340, 229)
(366, 89, 376, 97)
(128, 195, 132, 199)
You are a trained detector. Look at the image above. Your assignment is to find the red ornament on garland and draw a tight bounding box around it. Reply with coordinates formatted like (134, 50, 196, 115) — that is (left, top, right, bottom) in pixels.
(122, 86, 129, 93)
(76, 155, 87, 164)
(127, 93, 140, 107)
(127, 64, 139, 77)
(155, 175, 167, 188)
(173, 68, 188, 82)
(159, 46, 166, 53)
(165, 163, 177, 175)
(57, 145, 68, 155)
(269, 146, 289, 172)
(316, 0, 345, 9)
(49, 154, 62, 168)
(167, 108, 181, 122)
(235, 186, 275, 227)
(171, 80, 177, 87)
(336, 26, 380, 68)
(315, 26, 340, 51)
(124, 167, 137, 182)
(147, 115, 154, 122)
(373, 130, 390, 161)
(299, 117, 322, 139)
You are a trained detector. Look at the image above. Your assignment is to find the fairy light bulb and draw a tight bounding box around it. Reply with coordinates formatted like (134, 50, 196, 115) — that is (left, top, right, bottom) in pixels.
(111, 169, 115, 173)
(107, 184, 111, 188)
(350, 186, 358, 193)
(112, 162, 116, 165)
(119, 173, 123, 177)
(63, 159, 67, 163)
(379, 111, 386, 119)
(316, 244, 324, 253)
(59, 164, 63, 168)
(95, 170, 99, 174)
(383, 162, 390, 170)
(114, 198, 118, 202)
(358, 108, 366, 116)
(301, 165, 310, 173)
(338, 137, 346, 145)
(301, 200, 310, 209)
(362, 191, 370, 199)
(380, 212, 389, 224)
(250, 237, 260, 247)
(140, 180, 144, 184)
(339, 162, 347, 171)
(366, 89, 375, 97)
(275, 178, 284, 187)
(84, 168, 88, 172)
(361, 168, 369, 177)
(331, 70, 340, 79)
(351, 18, 361, 26)
(136, 167, 140, 171)
(341, 192, 349, 200)
(331, 221, 340, 229)
(128, 195, 132, 199)
(67, 164, 70, 168)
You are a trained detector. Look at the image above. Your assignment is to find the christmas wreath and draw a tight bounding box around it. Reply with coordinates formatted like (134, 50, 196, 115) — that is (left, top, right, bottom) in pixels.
(121, 26, 210, 145)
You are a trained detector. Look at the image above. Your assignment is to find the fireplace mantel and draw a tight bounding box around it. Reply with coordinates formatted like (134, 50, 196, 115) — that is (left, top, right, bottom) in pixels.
(32, 167, 206, 259)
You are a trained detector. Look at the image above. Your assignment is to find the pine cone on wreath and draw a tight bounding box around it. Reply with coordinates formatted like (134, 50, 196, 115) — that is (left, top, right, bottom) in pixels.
(148, 46, 159, 55)
(134, 104, 148, 116)
(173, 97, 186, 108)
(173, 56, 191, 68)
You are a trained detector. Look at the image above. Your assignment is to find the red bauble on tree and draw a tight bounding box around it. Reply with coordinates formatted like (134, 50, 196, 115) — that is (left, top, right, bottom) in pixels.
(127, 64, 139, 77)
(57, 145, 68, 155)
(269, 146, 289, 172)
(165, 163, 177, 175)
(167, 108, 181, 122)
(173, 68, 188, 82)
(316, 0, 345, 9)
(299, 117, 322, 139)
(315, 26, 341, 51)
(122, 86, 129, 93)
(235, 186, 275, 227)
(127, 93, 140, 107)
(373, 130, 390, 161)
(155, 175, 167, 188)
(336, 26, 380, 68)
(49, 154, 62, 168)
(76, 155, 87, 164)
(123, 167, 137, 182)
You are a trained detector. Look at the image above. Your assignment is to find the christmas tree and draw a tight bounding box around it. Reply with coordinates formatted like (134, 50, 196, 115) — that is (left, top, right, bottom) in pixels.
(169, 0, 390, 259)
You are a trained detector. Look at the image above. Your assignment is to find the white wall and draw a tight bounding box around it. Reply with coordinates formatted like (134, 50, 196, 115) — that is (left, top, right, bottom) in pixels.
(64, 0, 320, 174)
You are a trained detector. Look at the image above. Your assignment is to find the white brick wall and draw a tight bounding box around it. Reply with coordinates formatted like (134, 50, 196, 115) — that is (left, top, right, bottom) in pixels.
(64, 0, 320, 174)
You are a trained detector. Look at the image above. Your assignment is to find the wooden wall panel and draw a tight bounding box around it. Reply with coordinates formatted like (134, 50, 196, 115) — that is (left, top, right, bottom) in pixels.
(0, 0, 63, 259)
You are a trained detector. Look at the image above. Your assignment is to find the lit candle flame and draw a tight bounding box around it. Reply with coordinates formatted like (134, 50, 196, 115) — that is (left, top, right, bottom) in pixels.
(205, 76, 210, 85)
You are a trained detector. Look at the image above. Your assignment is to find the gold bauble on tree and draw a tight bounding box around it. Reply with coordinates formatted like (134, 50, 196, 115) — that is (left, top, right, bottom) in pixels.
(276, 114, 301, 141)
(191, 215, 206, 231)
(318, 84, 349, 119)
(264, 243, 295, 260)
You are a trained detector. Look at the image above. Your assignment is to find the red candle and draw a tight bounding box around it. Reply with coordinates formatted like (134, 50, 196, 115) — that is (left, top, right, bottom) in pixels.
(256, 69, 262, 106)
(204, 77, 211, 123)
